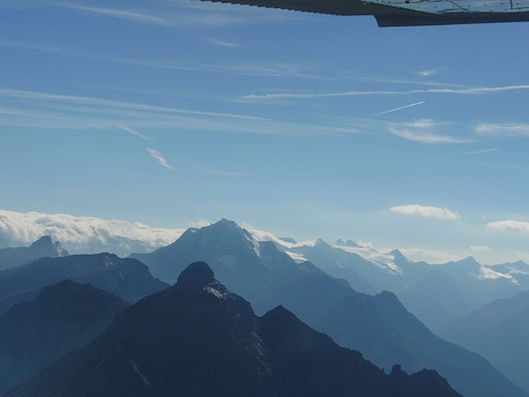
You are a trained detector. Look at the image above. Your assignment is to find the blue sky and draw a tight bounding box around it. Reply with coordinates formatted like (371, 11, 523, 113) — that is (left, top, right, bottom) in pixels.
(1, 0, 529, 263)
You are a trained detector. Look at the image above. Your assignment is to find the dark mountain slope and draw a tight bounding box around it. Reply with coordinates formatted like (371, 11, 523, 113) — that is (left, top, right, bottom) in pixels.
(316, 289, 527, 397)
(0, 280, 128, 395)
(0, 253, 167, 315)
(7, 262, 460, 397)
(0, 236, 68, 271)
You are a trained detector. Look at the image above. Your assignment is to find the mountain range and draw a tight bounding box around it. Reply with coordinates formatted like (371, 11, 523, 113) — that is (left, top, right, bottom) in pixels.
(7, 262, 461, 397)
(0, 280, 128, 395)
(0, 253, 167, 315)
(131, 219, 526, 397)
(279, 239, 524, 329)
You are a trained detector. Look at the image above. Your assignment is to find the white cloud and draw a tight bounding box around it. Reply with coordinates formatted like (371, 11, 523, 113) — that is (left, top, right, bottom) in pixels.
(417, 69, 439, 77)
(370, 100, 425, 117)
(474, 123, 529, 137)
(487, 220, 529, 233)
(0, 209, 183, 256)
(388, 126, 468, 144)
(390, 204, 460, 220)
(147, 148, 173, 170)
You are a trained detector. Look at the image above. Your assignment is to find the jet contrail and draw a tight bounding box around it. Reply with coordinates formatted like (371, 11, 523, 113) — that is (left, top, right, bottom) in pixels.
(370, 100, 426, 117)
(464, 147, 499, 155)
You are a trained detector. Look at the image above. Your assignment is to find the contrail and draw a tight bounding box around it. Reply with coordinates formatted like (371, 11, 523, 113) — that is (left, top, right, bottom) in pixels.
(241, 84, 529, 101)
(370, 101, 425, 117)
(465, 147, 499, 155)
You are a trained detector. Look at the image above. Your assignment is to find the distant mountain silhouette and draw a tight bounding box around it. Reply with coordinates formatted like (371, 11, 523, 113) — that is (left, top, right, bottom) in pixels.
(0, 253, 167, 315)
(288, 242, 523, 329)
(131, 219, 526, 397)
(290, 239, 377, 294)
(0, 280, 128, 395)
(7, 262, 461, 397)
(396, 255, 523, 329)
(0, 236, 68, 271)
(439, 290, 529, 393)
(489, 260, 529, 289)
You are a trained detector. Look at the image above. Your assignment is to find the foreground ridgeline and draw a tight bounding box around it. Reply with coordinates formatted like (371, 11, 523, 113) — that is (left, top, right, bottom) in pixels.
(0, 280, 128, 395)
(8, 262, 461, 397)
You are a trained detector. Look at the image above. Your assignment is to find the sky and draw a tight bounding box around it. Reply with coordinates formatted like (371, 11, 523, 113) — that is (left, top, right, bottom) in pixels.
(1, 0, 529, 264)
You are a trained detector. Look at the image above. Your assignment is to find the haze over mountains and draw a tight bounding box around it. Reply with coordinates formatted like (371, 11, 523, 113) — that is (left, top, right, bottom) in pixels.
(0, 216, 527, 396)
(7, 262, 461, 397)
(132, 219, 526, 397)
(439, 289, 529, 393)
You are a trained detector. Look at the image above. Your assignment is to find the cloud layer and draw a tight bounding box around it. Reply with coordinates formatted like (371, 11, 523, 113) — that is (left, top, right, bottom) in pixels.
(390, 204, 460, 220)
(0, 209, 183, 256)
(487, 220, 529, 233)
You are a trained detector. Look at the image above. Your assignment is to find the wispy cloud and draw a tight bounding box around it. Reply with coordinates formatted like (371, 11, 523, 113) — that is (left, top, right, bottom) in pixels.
(465, 147, 499, 155)
(0, 88, 264, 121)
(417, 69, 439, 77)
(38, 1, 299, 28)
(370, 100, 425, 117)
(147, 148, 173, 170)
(474, 123, 529, 137)
(390, 204, 460, 220)
(0, 39, 322, 80)
(195, 166, 245, 176)
(487, 220, 529, 233)
(206, 37, 240, 47)
(115, 123, 150, 141)
(240, 84, 529, 102)
(388, 126, 468, 144)
(54, 3, 173, 26)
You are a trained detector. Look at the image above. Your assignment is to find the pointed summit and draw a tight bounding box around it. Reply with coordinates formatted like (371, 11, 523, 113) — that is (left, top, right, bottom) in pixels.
(30, 236, 53, 248)
(176, 262, 214, 289)
(210, 218, 241, 231)
(390, 249, 408, 263)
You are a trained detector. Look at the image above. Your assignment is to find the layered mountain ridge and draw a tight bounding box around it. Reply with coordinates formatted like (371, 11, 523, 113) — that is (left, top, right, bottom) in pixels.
(0, 253, 167, 315)
(7, 262, 461, 397)
(131, 219, 527, 397)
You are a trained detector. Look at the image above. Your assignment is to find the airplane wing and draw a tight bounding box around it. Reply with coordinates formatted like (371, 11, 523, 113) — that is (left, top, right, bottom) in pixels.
(202, 0, 529, 26)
